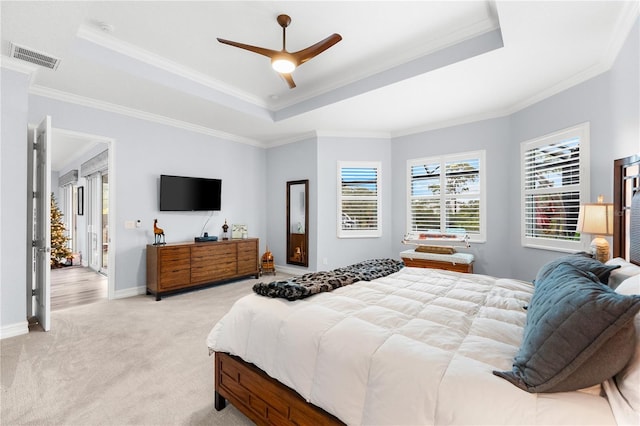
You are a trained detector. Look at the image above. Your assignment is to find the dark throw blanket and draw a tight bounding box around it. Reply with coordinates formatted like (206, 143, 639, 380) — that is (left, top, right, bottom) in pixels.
(253, 258, 404, 301)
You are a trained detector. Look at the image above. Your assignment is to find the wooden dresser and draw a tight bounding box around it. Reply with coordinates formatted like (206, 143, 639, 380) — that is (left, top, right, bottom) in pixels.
(146, 238, 259, 300)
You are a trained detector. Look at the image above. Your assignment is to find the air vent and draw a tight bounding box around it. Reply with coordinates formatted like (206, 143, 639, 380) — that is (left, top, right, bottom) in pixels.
(9, 43, 60, 70)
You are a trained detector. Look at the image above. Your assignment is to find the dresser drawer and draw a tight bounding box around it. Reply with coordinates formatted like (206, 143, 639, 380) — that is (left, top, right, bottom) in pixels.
(159, 247, 190, 273)
(158, 268, 191, 290)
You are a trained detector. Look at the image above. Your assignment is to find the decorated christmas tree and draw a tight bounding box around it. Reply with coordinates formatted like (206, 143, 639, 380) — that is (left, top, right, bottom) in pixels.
(51, 193, 72, 268)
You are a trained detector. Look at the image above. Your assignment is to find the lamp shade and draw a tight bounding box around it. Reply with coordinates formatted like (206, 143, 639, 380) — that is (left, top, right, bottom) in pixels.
(577, 203, 614, 236)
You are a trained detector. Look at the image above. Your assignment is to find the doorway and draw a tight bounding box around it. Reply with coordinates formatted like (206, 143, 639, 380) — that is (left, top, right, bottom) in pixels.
(40, 127, 115, 317)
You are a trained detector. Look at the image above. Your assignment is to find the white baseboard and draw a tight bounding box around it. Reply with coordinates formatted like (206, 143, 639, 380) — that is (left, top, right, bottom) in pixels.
(0, 320, 29, 340)
(113, 285, 146, 299)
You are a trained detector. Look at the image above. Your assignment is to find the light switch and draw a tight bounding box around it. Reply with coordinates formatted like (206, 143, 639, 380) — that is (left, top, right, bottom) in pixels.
(124, 220, 135, 229)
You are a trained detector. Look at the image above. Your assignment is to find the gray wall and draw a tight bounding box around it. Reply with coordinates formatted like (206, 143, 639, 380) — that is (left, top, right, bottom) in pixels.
(28, 95, 269, 296)
(0, 68, 30, 335)
(610, 19, 640, 160)
(265, 138, 317, 272)
(391, 117, 512, 278)
(507, 19, 639, 281)
(316, 136, 394, 270)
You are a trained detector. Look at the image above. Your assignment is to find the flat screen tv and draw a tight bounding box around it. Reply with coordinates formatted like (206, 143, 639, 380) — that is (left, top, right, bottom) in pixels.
(159, 174, 222, 211)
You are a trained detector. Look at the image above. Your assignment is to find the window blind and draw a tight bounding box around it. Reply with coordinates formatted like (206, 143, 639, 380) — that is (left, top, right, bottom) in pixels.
(408, 151, 485, 240)
(521, 123, 589, 251)
(338, 162, 381, 238)
(58, 169, 78, 187)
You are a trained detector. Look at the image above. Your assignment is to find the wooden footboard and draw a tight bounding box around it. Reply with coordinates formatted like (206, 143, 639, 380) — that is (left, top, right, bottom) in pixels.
(214, 351, 344, 426)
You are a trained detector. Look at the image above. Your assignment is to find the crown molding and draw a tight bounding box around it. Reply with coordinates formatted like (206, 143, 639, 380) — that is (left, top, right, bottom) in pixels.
(505, 61, 611, 118)
(602, 1, 640, 67)
(315, 130, 391, 140)
(262, 131, 319, 148)
(392, 107, 511, 139)
(262, 129, 392, 148)
(0, 55, 38, 76)
(392, 58, 610, 138)
(29, 85, 264, 148)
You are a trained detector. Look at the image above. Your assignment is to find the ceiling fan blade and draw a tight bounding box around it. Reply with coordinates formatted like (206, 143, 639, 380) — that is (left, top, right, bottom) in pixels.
(217, 38, 278, 59)
(280, 73, 296, 89)
(292, 34, 342, 65)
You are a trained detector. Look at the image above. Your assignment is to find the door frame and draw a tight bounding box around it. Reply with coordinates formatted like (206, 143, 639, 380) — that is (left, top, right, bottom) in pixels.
(30, 126, 117, 305)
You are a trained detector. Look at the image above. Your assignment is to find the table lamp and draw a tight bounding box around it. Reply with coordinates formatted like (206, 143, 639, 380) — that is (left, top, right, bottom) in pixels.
(577, 195, 614, 263)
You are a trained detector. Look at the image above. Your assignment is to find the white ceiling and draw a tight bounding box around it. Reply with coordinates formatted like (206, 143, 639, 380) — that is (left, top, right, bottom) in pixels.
(2, 1, 638, 166)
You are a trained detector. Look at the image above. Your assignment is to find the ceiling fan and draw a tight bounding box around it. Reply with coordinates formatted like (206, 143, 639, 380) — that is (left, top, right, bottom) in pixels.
(217, 14, 342, 89)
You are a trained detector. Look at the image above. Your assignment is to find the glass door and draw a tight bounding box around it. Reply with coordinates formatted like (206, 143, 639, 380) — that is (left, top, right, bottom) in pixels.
(102, 173, 109, 272)
(86, 173, 108, 275)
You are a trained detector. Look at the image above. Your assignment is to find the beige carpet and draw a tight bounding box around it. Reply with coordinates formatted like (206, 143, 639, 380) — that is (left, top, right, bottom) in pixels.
(1, 273, 290, 425)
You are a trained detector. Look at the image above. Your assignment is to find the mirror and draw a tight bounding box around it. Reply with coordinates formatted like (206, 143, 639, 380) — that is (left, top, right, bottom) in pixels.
(287, 180, 309, 267)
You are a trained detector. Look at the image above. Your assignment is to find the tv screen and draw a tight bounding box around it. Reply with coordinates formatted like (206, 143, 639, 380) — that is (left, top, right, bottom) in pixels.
(159, 175, 221, 211)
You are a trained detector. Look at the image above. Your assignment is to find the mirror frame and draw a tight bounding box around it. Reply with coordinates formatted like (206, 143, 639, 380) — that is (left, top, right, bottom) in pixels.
(286, 179, 309, 267)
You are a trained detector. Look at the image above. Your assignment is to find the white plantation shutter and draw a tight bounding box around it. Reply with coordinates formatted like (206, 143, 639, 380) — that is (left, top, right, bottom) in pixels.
(521, 123, 590, 251)
(338, 162, 382, 238)
(408, 151, 485, 241)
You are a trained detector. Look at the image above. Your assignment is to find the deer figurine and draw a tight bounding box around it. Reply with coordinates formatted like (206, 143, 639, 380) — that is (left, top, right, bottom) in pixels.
(153, 219, 165, 245)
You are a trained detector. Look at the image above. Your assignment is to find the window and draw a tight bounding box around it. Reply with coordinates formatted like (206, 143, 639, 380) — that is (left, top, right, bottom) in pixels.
(407, 150, 485, 241)
(521, 123, 590, 251)
(337, 161, 382, 238)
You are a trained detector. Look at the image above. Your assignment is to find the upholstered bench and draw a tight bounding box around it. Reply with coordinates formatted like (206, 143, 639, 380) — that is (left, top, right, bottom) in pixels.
(400, 249, 474, 273)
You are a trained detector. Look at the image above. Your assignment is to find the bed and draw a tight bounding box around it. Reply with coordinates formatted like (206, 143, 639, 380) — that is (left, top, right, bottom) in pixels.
(207, 154, 640, 425)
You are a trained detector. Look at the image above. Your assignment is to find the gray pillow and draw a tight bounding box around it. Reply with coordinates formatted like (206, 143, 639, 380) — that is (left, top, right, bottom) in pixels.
(534, 252, 620, 285)
(494, 262, 640, 393)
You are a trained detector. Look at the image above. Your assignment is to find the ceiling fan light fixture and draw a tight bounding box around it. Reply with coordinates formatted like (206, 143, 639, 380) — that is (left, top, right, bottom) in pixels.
(218, 14, 341, 88)
(271, 57, 296, 73)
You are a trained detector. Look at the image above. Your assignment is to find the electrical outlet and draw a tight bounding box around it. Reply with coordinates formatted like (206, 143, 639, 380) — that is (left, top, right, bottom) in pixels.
(323, 257, 328, 265)
(124, 220, 135, 229)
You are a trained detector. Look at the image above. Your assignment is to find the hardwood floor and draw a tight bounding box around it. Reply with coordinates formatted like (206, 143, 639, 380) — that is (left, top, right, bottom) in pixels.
(50, 266, 107, 311)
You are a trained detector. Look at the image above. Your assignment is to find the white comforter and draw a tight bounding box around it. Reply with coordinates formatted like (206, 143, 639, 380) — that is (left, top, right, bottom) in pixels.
(207, 267, 616, 425)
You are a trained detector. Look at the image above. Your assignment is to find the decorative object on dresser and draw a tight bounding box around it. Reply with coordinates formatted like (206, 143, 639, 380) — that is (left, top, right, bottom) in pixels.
(231, 224, 247, 239)
(577, 195, 614, 263)
(153, 219, 165, 245)
(221, 219, 229, 240)
(146, 238, 258, 300)
(260, 246, 275, 276)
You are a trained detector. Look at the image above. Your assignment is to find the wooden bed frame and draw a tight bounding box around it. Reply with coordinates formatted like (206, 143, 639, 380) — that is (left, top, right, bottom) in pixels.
(213, 153, 640, 425)
(214, 352, 343, 425)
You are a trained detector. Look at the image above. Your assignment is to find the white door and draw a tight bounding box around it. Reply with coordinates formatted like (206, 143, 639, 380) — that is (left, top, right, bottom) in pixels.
(27, 116, 52, 331)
